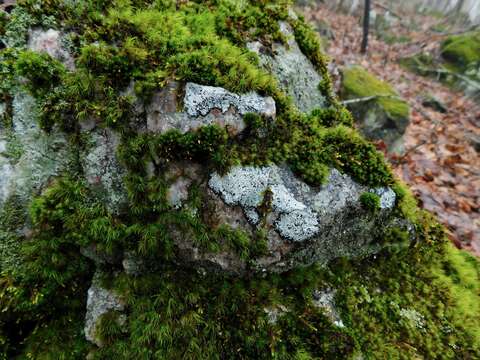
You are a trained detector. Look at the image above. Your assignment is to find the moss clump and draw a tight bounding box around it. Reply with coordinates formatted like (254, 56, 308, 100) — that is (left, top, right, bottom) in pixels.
(441, 31, 480, 71)
(341, 66, 410, 121)
(329, 233, 480, 359)
(15, 50, 66, 97)
(359, 192, 380, 212)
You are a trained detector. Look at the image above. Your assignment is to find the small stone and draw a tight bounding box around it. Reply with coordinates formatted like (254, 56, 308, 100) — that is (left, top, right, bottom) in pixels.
(28, 28, 75, 70)
(85, 272, 125, 347)
(312, 289, 344, 328)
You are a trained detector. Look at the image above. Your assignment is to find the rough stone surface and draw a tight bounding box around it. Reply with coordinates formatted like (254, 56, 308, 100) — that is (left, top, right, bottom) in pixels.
(28, 28, 75, 70)
(81, 128, 128, 214)
(0, 91, 75, 274)
(146, 82, 275, 136)
(371, 187, 397, 210)
(264, 304, 289, 324)
(80, 244, 121, 266)
(312, 289, 345, 328)
(184, 82, 276, 118)
(207, 164, 403, 273)
(209, 166, 320, 242)
(248, 22, 327, 113)
(0, 91, 72, 207)
(85, 272, 125, 347)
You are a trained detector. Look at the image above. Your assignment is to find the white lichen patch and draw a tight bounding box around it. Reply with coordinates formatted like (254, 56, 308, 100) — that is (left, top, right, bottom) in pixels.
(167, 177, 192, 209)
(399, 308, 426, 329)
(264, 304, 289, 324)
(146, 82, 275, 136)
(370, 187, 396, 209)
(209, 165, 319, 242)
(184, 82, 276, 118)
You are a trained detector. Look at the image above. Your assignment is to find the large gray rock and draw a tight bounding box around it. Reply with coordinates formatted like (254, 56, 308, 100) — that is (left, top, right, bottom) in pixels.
(248, 22, 327, 113)
(146, 82, 276, 135)
(0, 92, 72, 206)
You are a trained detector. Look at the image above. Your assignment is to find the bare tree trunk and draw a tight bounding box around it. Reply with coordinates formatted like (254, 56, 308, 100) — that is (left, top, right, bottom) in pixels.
(361, 0, 371, 54)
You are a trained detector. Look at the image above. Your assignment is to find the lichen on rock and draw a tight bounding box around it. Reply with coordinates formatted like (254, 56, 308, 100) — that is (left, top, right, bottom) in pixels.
(146, 82, 275, 136)
(248, 21, 327, 113)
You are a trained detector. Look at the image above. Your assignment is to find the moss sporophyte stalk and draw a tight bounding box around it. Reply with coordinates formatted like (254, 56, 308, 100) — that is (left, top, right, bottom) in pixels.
(0, 1, 478, 359)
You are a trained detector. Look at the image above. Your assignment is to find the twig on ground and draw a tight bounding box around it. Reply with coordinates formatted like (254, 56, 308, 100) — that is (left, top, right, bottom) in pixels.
(341, 94, 402, 105)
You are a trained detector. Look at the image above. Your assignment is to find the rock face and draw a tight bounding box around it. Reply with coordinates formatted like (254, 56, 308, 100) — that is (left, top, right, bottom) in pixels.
(0, 4, 416, 351)
(81, 128, 127, 214)
(0, 92, 72, 208)
(169, 164, 406, 274)
(248, 22, 327, 113)
(146, 82, 276, 135)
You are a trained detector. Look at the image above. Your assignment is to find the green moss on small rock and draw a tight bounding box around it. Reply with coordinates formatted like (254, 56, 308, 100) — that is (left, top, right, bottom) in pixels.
(441, 31, 480, 71)
(341, 65, 410, 121)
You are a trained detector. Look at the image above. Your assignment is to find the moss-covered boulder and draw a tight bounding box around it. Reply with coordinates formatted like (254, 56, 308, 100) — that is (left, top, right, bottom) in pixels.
(441, 31, 480, 71)
(440, 31, 480, 97)
(340, 66, 410, 153)
(0, 1, 479, 359)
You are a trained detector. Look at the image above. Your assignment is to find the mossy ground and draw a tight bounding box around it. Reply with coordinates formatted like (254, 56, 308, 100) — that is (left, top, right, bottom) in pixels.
(0, 1, 479, 359)
(341, 66, 410, 121)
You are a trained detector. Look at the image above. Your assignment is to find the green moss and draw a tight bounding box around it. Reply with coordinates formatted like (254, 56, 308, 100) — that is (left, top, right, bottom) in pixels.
(391, 180, 422, 224)
(96, 310, 126, 346)
(15, 50, 66, 97)
(2, 7, 35, 49)
(359, 192, 380, 212)
(341, 66, 410, 121)
(441, 31, 480, 71)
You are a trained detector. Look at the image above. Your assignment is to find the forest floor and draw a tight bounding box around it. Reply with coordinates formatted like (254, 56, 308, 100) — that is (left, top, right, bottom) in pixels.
(298, 3, 480, 255)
